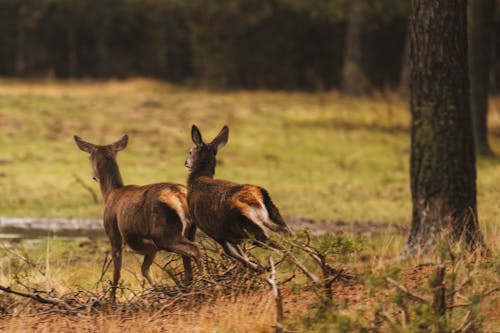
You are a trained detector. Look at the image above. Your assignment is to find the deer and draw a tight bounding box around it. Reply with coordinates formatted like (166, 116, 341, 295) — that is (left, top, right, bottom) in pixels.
(74, 134, 203, 301)
(184, 125, 292, 271)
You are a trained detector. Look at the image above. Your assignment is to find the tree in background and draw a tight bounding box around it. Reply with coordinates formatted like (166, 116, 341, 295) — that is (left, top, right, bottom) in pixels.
(398, 25, 411, 96)
(341, 0, 371, 94)
(468, 0, 496, 156)
(405, 0, 486, 255)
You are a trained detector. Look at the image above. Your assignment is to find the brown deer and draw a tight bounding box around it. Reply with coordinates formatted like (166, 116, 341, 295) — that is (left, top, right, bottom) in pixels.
(74, 134, 202, 301)
(185, 125, 292, 271)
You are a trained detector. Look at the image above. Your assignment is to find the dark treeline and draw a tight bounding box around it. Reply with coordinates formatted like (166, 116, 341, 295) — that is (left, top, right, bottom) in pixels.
(0, 0, 497, 91)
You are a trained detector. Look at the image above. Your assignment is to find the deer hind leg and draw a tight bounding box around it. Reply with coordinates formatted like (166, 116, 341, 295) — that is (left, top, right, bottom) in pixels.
(154, 236, 204, 283)
(221, 241, 261, 271)
(141, 252, 157, 286)
(124, 235, 159, 286)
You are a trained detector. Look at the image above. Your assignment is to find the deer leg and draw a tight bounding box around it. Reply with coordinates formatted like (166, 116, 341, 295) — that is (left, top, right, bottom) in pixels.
(111, 246, 122, 303)
(141, 251, 157, 286)
(155, 237, 204, 283)
(221, 241, 260, 271)
(182, 225, 198, 284)
(125, 236, 158, 286)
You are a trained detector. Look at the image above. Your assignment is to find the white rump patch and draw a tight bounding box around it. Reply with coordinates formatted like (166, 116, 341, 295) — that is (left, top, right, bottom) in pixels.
(160, 190, 189, 236)
(170, 196, 188, 236)
(242, 203, 270, 239)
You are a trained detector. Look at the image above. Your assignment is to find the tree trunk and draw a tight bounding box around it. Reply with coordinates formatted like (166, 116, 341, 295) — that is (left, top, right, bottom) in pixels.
(341, 0, 371, 95)
(405, 0, 486, 255)
(468, 0, 496, 156)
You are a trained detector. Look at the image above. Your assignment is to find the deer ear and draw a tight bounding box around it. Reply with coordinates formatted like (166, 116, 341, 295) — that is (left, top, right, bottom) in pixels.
(212, 125, 229, 152)
(191, 125, 204, 146)
(110, 134, 128, 152)
(74, 135, 96, 154)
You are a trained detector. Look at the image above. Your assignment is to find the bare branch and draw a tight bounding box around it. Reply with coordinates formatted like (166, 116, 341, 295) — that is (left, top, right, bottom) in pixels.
(0, 285, 77, 312)
(73, 173, 99, 203)
(384, 277, 430, 304)
(265, 257, 284, 333)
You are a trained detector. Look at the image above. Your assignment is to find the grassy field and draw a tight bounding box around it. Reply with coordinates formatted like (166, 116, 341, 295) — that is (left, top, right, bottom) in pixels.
(1, 79, 499, 226)
(0, 79, 499, 332)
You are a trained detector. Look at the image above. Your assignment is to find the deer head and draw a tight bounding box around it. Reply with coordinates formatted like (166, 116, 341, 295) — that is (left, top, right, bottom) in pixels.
(185, 125, 228, 177)
(74, 134, 128, 188)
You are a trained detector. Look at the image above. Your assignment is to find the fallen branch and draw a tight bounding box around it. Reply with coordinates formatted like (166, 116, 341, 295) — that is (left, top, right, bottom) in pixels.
(255, 240, 321, 286)
(0, 284, 77, 313)
(384, 277, 430, 304)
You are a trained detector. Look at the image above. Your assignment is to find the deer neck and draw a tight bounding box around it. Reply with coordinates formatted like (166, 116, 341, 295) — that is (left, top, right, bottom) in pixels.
(188, 159, 216, 185)
(96, 158, 124, 202)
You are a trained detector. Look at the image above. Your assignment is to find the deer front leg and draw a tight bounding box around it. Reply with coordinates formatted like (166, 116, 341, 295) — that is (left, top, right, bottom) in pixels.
(141, 252, 157, 286)
(111, 246, 122, 303)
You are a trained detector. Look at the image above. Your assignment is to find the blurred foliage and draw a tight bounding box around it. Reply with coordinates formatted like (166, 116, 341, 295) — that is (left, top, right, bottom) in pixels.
(0, 0, 410, 89)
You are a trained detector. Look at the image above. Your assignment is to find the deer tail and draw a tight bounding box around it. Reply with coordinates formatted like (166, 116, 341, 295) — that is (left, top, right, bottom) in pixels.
(260, 188, 292, 235)
(159, 192, 190, 236)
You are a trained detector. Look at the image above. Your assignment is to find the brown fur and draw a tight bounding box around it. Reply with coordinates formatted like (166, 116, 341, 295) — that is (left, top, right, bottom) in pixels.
(185, 125, 291, 271)
(232, 188, 263, 208)
(74, 134, 202, 301)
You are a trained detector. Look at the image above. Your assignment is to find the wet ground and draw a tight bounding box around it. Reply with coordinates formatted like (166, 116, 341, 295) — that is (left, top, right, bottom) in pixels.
(0, 216, 407, 243)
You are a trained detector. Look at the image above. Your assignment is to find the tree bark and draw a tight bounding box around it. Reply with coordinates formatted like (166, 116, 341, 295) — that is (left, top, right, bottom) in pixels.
(468, 0, 496, 156)
(405, 0, 486, 255)
(341, 0, 371, 95)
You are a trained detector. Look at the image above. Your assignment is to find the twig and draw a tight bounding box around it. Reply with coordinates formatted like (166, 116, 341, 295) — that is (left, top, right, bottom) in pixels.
(446, 302, 471, 309)
(380, 311, 398, 328)
(0, 285, 77, 312)
(265, 257, 284, 333)
(0, 245, 47, 276)
(256, 240, 321, 286)
(452, 311, 472, 333)
(384, 277, 430, 304)
(94, 251, 112, 290)
(482, 286, 500, 297)
(73, 173, 99, 203)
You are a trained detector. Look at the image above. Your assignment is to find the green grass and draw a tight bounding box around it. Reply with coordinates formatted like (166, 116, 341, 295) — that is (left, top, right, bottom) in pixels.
(0, 77, 498, 332)
(1, 79, 499, 232)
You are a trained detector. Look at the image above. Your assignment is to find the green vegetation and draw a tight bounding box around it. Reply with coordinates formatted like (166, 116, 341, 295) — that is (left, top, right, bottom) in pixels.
(1, 79, 499, 230)
(0, 79, 499, 332)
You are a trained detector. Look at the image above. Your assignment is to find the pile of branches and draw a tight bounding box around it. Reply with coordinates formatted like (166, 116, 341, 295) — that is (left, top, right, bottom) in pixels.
(0, 232, 351, 329)
(0, 240, 269, 318)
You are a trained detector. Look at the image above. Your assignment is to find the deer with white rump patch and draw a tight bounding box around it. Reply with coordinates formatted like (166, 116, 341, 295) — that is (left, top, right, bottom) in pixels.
(185, 125, 292, 271)
(74, 134, 203, 301)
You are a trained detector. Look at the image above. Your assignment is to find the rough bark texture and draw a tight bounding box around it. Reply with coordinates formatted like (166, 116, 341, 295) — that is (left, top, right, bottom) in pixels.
(341, 0, 371, 95)
(468, 0, 496, 156)
(405, 0, 485, 254)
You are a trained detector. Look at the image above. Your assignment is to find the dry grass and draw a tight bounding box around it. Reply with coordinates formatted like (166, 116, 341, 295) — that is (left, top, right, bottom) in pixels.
(0, 292, 281, 333)
(0, 79, 499, 332)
